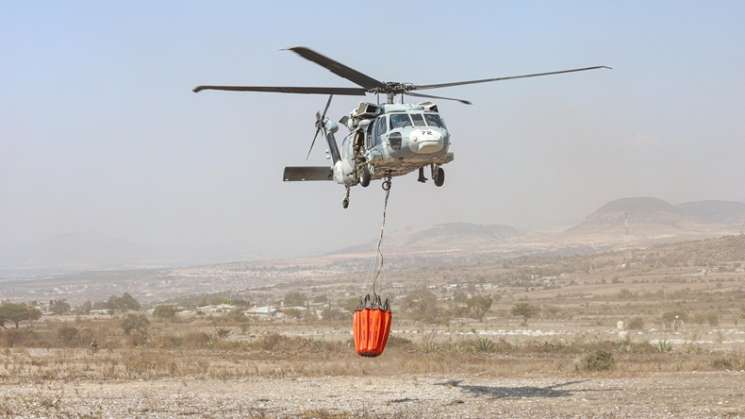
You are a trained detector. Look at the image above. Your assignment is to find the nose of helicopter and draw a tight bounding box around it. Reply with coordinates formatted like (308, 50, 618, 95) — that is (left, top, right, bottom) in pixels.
(408, 129, 446, 154)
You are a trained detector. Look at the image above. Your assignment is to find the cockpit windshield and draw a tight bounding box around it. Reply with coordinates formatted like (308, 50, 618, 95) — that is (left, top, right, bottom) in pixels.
(410, 113, 426, 127)
(424, 113, 446, 128)
(389, 113, 413, 129)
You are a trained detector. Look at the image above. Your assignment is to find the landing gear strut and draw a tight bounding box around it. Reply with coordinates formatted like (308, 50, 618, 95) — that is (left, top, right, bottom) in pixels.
(342, 187, 350, 209)
(432, 165, 445, 187)
(417, 166, 428, 183)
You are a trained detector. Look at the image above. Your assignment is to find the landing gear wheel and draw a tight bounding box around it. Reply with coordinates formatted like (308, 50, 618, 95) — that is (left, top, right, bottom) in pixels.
(360, 166, 371, 187)
(434, 167, 445, 187)
(382, 180, 392, 191)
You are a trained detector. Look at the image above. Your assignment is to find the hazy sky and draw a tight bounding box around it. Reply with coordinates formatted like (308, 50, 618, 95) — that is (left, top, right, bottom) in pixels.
(2, 1, 744, 266)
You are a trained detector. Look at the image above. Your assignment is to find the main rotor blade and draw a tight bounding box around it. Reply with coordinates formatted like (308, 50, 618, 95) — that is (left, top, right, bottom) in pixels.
(411, 66, 612, 91)
(405, 91, 472, 105)
(192, 85, 366, 95)
(287, 46, 385, 90)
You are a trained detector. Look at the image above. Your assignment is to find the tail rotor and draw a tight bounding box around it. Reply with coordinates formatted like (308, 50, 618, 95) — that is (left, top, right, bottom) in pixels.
(306, 94, 333, 160)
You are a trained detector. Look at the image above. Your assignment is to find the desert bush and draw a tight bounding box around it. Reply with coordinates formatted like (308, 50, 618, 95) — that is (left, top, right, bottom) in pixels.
(385, 335, 413, 348)
(283, 291, 307, 307)
(511, 303, 539, 325)
(282, 308, 304, 320)
(661, 310, 688, 329)
(627, 317, 645, 330)
(577, 350, 615, 371)
(403, 289, 450, 325)
(75, 301, 92, 315)
(616, 289, 636, 299)
(215, 328, 231, 339)
(107, 293, 141, 313)
(228, 308, 249, 323)
(56, 326, 80, 346)
(656, 339, 673, 353)
(320, 307, 347, 321)
(456, 337, 513, 354)
(0, 329, 43, 347)
(418, 330, 439, 353)
(183, 332, 212, 348)
(465, 295, 493, 321)
(692, 312, 719, 326)
(120, 314, 149, 336)
(49, 300, 71, 315)
(153, 305, 178, 320)
(710, 355, 745, 370)
(249, 333, 340, 353)
(122, 351, 176, 379)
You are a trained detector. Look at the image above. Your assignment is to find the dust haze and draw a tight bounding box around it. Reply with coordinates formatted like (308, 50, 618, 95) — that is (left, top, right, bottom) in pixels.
(2, 2, 745, 418)
(2, 3, 744, 271)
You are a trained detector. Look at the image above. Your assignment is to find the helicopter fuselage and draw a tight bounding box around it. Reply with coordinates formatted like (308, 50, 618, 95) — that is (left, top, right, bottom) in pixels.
(333, 102, 453, 186)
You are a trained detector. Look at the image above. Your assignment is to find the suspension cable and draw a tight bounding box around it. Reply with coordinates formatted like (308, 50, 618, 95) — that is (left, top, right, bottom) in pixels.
(371, 180, 391, 297)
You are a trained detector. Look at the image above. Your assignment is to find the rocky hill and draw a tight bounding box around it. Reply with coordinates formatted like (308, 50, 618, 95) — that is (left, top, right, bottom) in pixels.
(568, 197, 745, 239)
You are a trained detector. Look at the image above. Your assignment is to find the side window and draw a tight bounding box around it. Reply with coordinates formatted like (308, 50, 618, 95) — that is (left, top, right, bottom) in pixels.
(366, 120, 374, 148)
(374, 116, 387, 145)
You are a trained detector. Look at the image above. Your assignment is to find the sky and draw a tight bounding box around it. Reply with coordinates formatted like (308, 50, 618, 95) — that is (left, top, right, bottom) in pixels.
(2, 1, 744, 268)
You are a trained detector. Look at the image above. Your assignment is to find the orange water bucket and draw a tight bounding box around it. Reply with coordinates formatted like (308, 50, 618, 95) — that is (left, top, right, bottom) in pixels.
(352, 295, 392, 357)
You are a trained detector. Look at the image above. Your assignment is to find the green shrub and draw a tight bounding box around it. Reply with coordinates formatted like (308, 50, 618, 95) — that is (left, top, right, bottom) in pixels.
(656, 339, 673, 353)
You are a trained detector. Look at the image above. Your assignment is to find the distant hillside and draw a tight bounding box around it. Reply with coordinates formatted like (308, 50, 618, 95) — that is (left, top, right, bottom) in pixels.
(331, 222, 521, 256)
(405, 223, 519, 248)
(0, 232, 151, 271)
(678, 200, 745, 225)
(579, 197, 684, 227)
(570, 197, 745, 237)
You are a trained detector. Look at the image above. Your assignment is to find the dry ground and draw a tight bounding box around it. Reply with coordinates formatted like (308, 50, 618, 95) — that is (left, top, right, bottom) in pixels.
(2, 372, 745, 418)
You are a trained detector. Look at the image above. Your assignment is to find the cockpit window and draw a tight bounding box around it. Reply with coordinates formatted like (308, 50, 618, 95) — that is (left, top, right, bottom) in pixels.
(410, 113, 426, 127)
(389, 113, 413, 129)
(424, 113, 446, 128)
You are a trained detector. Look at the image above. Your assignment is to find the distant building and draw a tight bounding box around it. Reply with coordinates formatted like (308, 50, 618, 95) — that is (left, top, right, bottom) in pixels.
(245, 305, 280, 318)
(197, 304, 236, 315)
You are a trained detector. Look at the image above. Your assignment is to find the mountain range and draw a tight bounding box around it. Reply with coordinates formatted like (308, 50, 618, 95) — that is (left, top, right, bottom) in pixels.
(3, 197, 743, 273)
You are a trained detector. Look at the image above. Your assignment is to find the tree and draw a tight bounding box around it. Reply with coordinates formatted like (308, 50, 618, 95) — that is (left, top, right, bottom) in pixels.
(108, 293, 141, 312)
(57, 326, 80, 346)
(228, 308, 250, 324)
(403, 288, 449, 324)
(0, 303, 42, 328)
(283, 291, 307, 307)
(76, 301, 92, 315)
(153, 305, 177, 320)
(49, 300, 71, 315)
(466, 295, 493, 322)
(320, 306, 347, 321)
(120, 313, 149, 336)
(511, 302, 539, 325)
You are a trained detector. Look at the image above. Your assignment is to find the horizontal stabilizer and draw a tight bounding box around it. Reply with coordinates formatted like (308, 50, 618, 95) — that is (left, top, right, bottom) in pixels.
(283, 166, 333, 181)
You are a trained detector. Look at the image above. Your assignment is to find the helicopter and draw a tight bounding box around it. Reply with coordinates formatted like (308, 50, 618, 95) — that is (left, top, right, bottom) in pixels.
(193, 47, 610, 208)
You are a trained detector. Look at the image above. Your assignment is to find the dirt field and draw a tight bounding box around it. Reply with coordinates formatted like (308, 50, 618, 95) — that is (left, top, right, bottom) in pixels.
(1, 235, 744, 417)
(1, 372, 744, 418)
